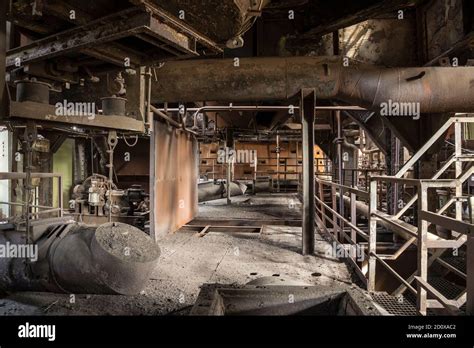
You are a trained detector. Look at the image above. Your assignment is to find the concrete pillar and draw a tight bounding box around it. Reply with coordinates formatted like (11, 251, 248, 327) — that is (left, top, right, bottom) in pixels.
(301, 89, 315, 255)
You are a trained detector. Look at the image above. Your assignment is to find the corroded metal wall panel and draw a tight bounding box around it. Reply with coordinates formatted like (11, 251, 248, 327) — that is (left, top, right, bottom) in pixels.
(424, 0, 464, 61)
(153, 121, 198, 239)
(341, 18, 418, 67)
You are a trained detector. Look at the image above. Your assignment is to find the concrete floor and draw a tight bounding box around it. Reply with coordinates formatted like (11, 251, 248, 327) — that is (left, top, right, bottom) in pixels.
(0, 193, 358, 316)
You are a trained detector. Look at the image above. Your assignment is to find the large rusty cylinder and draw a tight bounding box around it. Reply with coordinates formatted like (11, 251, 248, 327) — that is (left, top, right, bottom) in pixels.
(152, 56, 341, 103)
(0, 222, 160, 295)
(338, 65, 474, 114)
(198, 181, 247, 202)
(151, 56, 474, 114)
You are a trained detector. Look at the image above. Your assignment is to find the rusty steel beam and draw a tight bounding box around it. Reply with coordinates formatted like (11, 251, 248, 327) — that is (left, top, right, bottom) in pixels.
(301, 89, 316, 255)
(6, 8, 152, 68)
(152, 56, 474, 114)
(6, 5, 222, 70)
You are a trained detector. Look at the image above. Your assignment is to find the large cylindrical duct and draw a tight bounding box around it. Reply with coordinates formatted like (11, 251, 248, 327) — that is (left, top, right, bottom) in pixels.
(0, 222, 160, 295)
(152, 56, 474, 114)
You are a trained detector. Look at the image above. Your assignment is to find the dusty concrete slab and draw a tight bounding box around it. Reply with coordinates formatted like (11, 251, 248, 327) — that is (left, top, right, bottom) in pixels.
(0, 193, 359, 316)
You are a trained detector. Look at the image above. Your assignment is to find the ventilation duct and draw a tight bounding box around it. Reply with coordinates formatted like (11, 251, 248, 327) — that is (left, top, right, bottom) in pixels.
(152, 56, 474, 114)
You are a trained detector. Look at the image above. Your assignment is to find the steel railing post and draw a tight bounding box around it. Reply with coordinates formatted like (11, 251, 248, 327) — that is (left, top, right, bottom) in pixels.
(417, 182, 428, 315)
(368, 179, 378, 291)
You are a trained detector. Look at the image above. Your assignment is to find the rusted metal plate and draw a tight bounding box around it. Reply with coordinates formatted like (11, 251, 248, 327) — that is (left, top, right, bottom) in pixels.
(152, 120, 198, 238)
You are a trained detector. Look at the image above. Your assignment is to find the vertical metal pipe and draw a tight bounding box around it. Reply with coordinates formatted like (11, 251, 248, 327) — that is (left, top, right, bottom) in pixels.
(226, 147, 231, 205)
(58, 176, 63, 217)
(336, 110, 345, 240)
(454, 122, 462, 220)
(276, 133, 280, 193)
(253, 151, 257, 194)
(393, 136, 400, 212)
(0, 0, 6, 120)
(319, 182, 327, 228)
(301, 89, 316, 255)
(145, 67, 153, 132)
(331, 185, 338, 239)
(296, 141, 300, 189)
(24, 146, 32, 244)
(149, 118, 157, 241)
(108, 143, 114, 223)
(350, 192, 357, 243)
(212, 160, 215, 181)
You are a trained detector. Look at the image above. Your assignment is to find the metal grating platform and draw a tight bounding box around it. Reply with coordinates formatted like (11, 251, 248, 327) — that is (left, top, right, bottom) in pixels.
(371, 275, 465, 316)
(439, 250, 467, 274)
(371, 292, 418, 316)
(428, 276, 464, 300)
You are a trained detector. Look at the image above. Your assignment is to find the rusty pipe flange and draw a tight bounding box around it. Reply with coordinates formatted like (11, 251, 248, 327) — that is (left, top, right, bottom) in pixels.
(15, 80, 51, 104)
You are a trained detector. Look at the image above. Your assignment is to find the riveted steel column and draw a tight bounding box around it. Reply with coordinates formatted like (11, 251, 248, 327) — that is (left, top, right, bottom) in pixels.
(301, 89, 316, 255)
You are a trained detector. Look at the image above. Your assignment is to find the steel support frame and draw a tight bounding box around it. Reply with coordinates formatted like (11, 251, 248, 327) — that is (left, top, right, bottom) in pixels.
(301, 89, 316, 255)
(335, 110, 345, 242)
(417, 182, 428, 315)
(7, 8, 152, 68)
(0, 0, 7, 120)
(468, 234, 474, 315)
(368, 179, 378, 292)
(6, 5, 222, 69)
(314, 116, 474, 315)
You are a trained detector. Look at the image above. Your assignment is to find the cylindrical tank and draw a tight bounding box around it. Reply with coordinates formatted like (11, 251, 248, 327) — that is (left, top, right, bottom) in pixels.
(101, 96, 127, 116)
(0, 222, 160, 295)
(15, 80, 50, 103)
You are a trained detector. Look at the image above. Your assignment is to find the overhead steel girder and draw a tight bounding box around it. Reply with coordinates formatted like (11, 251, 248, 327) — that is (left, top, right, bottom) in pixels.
(6, 6, 221, 69)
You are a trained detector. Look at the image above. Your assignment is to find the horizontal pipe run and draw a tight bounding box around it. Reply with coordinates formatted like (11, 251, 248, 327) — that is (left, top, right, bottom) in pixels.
(155, 105, 368, 114)
(152, 56, 474, 113)
(150, 105, 182, 128)
(314, 194, 369, 241)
